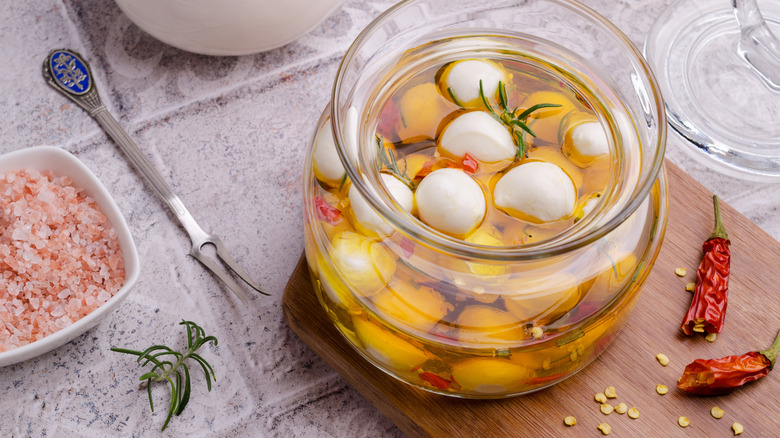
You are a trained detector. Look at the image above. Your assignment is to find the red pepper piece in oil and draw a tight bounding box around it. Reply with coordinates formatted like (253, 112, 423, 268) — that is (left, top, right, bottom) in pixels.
(461, 153, 479, 174)
(399, 237, 415, 258)
(681, 195, 730, 336)
(413, 158, 458, 182)
(413, 158, 437, 182)
(678, 329, 780, 395)
(418, 371, 452, 390)
(377, 98, 400, 142)
(313, 196, 343, 226)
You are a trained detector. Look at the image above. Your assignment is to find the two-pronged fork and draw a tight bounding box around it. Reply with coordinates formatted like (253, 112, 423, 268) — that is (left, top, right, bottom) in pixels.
(43, 48, 269, 303)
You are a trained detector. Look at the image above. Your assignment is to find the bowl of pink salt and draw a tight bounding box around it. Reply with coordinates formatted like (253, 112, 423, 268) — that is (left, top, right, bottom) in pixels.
(0, 146, 139, 367)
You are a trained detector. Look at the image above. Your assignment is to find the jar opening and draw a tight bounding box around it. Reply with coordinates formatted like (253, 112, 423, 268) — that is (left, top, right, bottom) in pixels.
(331, 0, 665, 261)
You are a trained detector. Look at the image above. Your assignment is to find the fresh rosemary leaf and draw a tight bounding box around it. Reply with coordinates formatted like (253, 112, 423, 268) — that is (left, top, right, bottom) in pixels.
(516, 102, 562, 120)
(447, 87, 464, 107)
(376, 136, 415, 189)
(498, 81, 508, 108)
(111, 320, 218, 431)
(478, 80, 495, 114)
(476, 80, 561, 161)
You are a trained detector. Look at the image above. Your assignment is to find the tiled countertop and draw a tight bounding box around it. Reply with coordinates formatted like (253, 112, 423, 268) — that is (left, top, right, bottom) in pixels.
(1, 1, 778, 436)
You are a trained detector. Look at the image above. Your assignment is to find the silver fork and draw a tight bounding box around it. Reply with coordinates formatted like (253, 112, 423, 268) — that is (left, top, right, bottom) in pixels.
(42, 48, 269, 304)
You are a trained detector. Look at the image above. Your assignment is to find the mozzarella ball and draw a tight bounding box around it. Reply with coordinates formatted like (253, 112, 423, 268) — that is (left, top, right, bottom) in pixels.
(312, 119, 346, 185)
(455, 305, 525, 344)
(438, 111, 516, 162)
(374, 278, 452, 332)
(416, 168, 486, 235)
(330, 231, 396, 296)
(577, 192, 601, 220)
(349, 174, 414, 236)
(313, 107, 361, 185)
(450, 358, 532, 395)
(494, 162, 576, 222)
(353, 317, 428, 371)
(567, 121, 609, 165)
(440, 59, 505, 107)
(504, 273, 581, 323)
(344, 106, 359, 164)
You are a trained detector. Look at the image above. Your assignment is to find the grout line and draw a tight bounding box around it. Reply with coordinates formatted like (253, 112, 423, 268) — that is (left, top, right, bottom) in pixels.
(48, 50, 342, 154)
(121, 50, 345, 132)
(52, 1, 346, 152)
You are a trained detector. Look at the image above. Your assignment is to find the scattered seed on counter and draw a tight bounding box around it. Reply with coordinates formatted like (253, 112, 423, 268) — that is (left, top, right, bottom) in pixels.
(615, 403, 627, 414)
(706, 333, 717, 342)
(600, 403, 614, 415)
(597, 423, 611, 435)
(563, 416, 576, 427)
(595, 392, 607, 404)
(677, 416, 690, 427)
(732, 422, 743, 435)
(656, 384, 669, 395)
(604, 386, 617, 398)
(675, 267, 687, 277)
(656, 353, 670, 366)
(711, 406, 725, 419)
(627, 407, 640, 419)
(685, 282, 695, 292)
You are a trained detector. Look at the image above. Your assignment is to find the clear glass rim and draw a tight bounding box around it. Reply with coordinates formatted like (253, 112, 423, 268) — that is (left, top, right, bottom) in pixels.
(331, 0, 667, 261)
(643, 0, 780, 182)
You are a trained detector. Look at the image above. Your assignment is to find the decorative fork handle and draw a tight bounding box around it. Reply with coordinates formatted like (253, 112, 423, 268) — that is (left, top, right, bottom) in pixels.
(43, 48, 266, 303)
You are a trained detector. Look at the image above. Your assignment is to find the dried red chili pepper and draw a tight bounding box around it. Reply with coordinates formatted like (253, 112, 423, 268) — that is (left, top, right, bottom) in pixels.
(681, 195, 730, 336)
(677, 330, 780, 395)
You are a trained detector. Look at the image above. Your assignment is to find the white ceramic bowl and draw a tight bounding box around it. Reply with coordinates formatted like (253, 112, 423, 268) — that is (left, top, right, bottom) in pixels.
(114, 0, 344, 55)
(0, 146, 140, 367)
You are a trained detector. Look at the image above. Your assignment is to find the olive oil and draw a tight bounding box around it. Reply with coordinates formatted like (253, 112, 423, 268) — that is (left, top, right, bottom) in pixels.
(304, 35, 661, 396)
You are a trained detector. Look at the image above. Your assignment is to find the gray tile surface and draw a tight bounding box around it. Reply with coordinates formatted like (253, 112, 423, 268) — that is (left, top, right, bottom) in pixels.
(1, 0, 778, 436)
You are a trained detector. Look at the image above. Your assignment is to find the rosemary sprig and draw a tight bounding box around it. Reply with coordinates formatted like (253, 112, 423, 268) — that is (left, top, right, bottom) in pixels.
(338, 173, 348, 191)
(477, 80, 561, 161)
(446, 87, 464, 107)
(376, 136, 415, 189)
(111, 320, 218, 431)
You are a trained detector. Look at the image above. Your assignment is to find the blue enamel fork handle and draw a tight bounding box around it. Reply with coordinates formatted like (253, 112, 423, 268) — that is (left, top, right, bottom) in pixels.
(43, 48, 269, 303)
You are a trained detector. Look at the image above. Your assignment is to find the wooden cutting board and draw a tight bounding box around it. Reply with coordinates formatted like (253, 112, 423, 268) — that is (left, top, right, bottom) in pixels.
(283, 161, 780, 437)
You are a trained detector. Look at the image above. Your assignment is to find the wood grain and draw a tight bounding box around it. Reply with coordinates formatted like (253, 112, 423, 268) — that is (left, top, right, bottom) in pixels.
(283, 161, 780, 437)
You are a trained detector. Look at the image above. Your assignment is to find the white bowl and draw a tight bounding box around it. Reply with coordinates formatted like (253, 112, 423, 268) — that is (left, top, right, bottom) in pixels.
(114, 0, 344, 56)
(0, 146, 140, 367)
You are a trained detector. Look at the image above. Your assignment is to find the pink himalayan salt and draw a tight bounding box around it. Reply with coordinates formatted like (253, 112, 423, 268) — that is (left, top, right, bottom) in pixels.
(0, 169, 125, 353)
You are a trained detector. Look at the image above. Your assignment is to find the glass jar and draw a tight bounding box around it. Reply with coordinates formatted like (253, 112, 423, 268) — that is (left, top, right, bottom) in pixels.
(303, 0, 667, 398)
